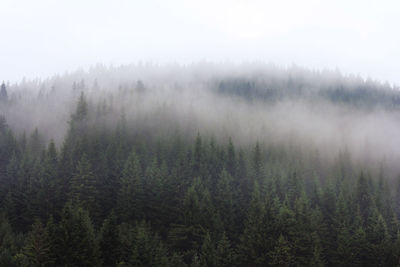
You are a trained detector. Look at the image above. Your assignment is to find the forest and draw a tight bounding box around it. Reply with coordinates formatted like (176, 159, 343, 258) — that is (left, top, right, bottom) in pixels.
(1, 63, 400, 266)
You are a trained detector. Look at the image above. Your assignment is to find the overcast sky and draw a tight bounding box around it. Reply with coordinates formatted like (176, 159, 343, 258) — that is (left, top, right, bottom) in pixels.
(1, 0, 399, 84)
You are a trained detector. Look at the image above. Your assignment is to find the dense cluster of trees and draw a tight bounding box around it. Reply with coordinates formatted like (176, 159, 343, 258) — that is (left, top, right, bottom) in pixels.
(216, 75, 400, 110)
(0, 84, 400, 266)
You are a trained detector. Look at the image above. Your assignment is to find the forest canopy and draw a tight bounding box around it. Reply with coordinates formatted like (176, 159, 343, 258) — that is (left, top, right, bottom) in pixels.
(1, 63, 400, 266)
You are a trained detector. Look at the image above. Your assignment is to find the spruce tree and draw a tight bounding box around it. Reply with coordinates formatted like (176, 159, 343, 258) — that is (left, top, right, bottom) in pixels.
(117, 149, 144, 222)
(23, 219, 54, 267)
(0, 82, 8, 103)
(57, 202, 100, 266)
(215, 232, 236, 267)
(199, 232, 216, 267)
(99, 211, 120, 267)
(69, 153, 99, 221)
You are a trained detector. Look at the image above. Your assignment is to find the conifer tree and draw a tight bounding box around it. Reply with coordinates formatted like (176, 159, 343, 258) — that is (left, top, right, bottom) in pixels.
(57, 202, 100, 266)
(215, 232, 236, 267)
(99, 211, 120, 267)
(0, 82, 8, 103)
(199, 232, 216, 267)
(23, 219, 54, 267)
(130, 221, 169, 267)
(117, 149, 144, 222)
(214, 169, 234, 235)
(269, 234, 294, 267)
(239, 181, 268, 266)
(69, 153, 99, 220)
(226, 137, 236, 177)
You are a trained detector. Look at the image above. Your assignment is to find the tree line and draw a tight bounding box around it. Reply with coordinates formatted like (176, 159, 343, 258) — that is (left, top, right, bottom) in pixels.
(1, 91, 400, 266)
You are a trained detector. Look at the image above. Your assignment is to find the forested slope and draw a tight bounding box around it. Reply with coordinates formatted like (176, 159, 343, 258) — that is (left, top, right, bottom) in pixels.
(1, 64, 400, 266)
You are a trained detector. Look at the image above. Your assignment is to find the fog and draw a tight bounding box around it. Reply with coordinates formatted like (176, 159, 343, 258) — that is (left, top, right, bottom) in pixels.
(1, 63, 400, 176)
(1, 0, 400, 85)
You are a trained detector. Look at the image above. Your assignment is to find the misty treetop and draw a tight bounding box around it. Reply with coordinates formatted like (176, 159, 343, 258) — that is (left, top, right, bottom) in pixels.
(1, 64, 400, 266)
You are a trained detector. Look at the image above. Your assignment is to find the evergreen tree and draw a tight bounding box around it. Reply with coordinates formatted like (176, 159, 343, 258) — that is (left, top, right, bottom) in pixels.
(214, 169, 234, 235)
(0, 82, 8, 103)
(99, 211, 120, 267)
(192, 133, 203, 177)
(34, 140, 59, 221)
(23, 219, 54, 267)
(199, 232, 216, 267)
(117, 149, 144, 222)
(310, 232, 324, 267)
(69, 153, 99, 220)
(57, 202, 100, 266)
(239, 181, 268, 266)
(226, 137, 236, 177)
(356, 172, 373, 224)
(215, 232, 236, 267)
(269, 234, 294, 267)
(252, 142, 264, 183)
(130, 221, 169, 267)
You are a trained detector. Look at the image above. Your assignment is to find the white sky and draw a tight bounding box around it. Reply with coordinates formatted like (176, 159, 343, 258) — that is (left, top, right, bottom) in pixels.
(1, 0, 399, 84)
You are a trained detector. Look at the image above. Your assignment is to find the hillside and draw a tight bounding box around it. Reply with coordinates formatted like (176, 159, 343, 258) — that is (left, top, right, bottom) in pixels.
(1, 64, 400, 266)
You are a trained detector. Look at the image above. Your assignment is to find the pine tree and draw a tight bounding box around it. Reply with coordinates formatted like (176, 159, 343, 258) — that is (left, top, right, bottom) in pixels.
(269, 234, 294, 267)
(192, 133, 203, 177)
(239, 181, 268, 266)
(184, 179, 221, 233)
(226, 137, 236, 177)
(214, 169, 234, 235)
(0, 82, 8, 103)
(130, 221, 169, 267)
(310, 232, 324, 267)
(29, 128, 44, 157)
(99, 211, 120, 267)
(320, 182, 337, 265)
(335, 225, 354, 266)
(199, 232, 216, 267)
(215, 232, 236, 267)
(0, 215, 19, 266)
(73, 91, 88, 122)
(252, 142, 264, 183)
(143, 157, 168, 231)
(117, 149, 144, 222)
(57, 202, 100, 266)
(69, 153, 99, 220)
(350, 227, 369, 266)
(365, 211, 390, 266)
(34, 140, 59, 221)
(356, 171, 373, 224)
(23, 219, 54, 267)
(69, 91, 89, 139)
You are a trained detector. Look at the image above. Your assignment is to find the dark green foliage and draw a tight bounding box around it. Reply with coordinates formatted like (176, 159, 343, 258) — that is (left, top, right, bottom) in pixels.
(199, 232, 216, 267)
(70, 153, 99, 220)
(215, 232, 236, 267)
(129, 221, 169, 267)
(1, 92, 400, 266)
(239, 181, 269, 266)
(23, 219, 54, 267)
(99, 211, 120, 267)
(117, 149, 144, 223)
(56, 202, 100, 266)
(269, 234, 294, 267)
(33, 140, 60, 222)
(0, 215, 22, 266)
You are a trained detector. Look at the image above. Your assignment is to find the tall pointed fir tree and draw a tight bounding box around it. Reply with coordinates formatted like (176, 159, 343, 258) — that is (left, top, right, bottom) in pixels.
(23, 219, 54, 267)
(56, 202, 100, 266)
(69, 153, 99, 222)
(117, 149, 144, 223)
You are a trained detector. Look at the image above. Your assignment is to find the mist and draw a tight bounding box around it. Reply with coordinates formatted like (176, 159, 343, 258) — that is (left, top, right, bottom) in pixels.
(1, 63, 400, 176)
